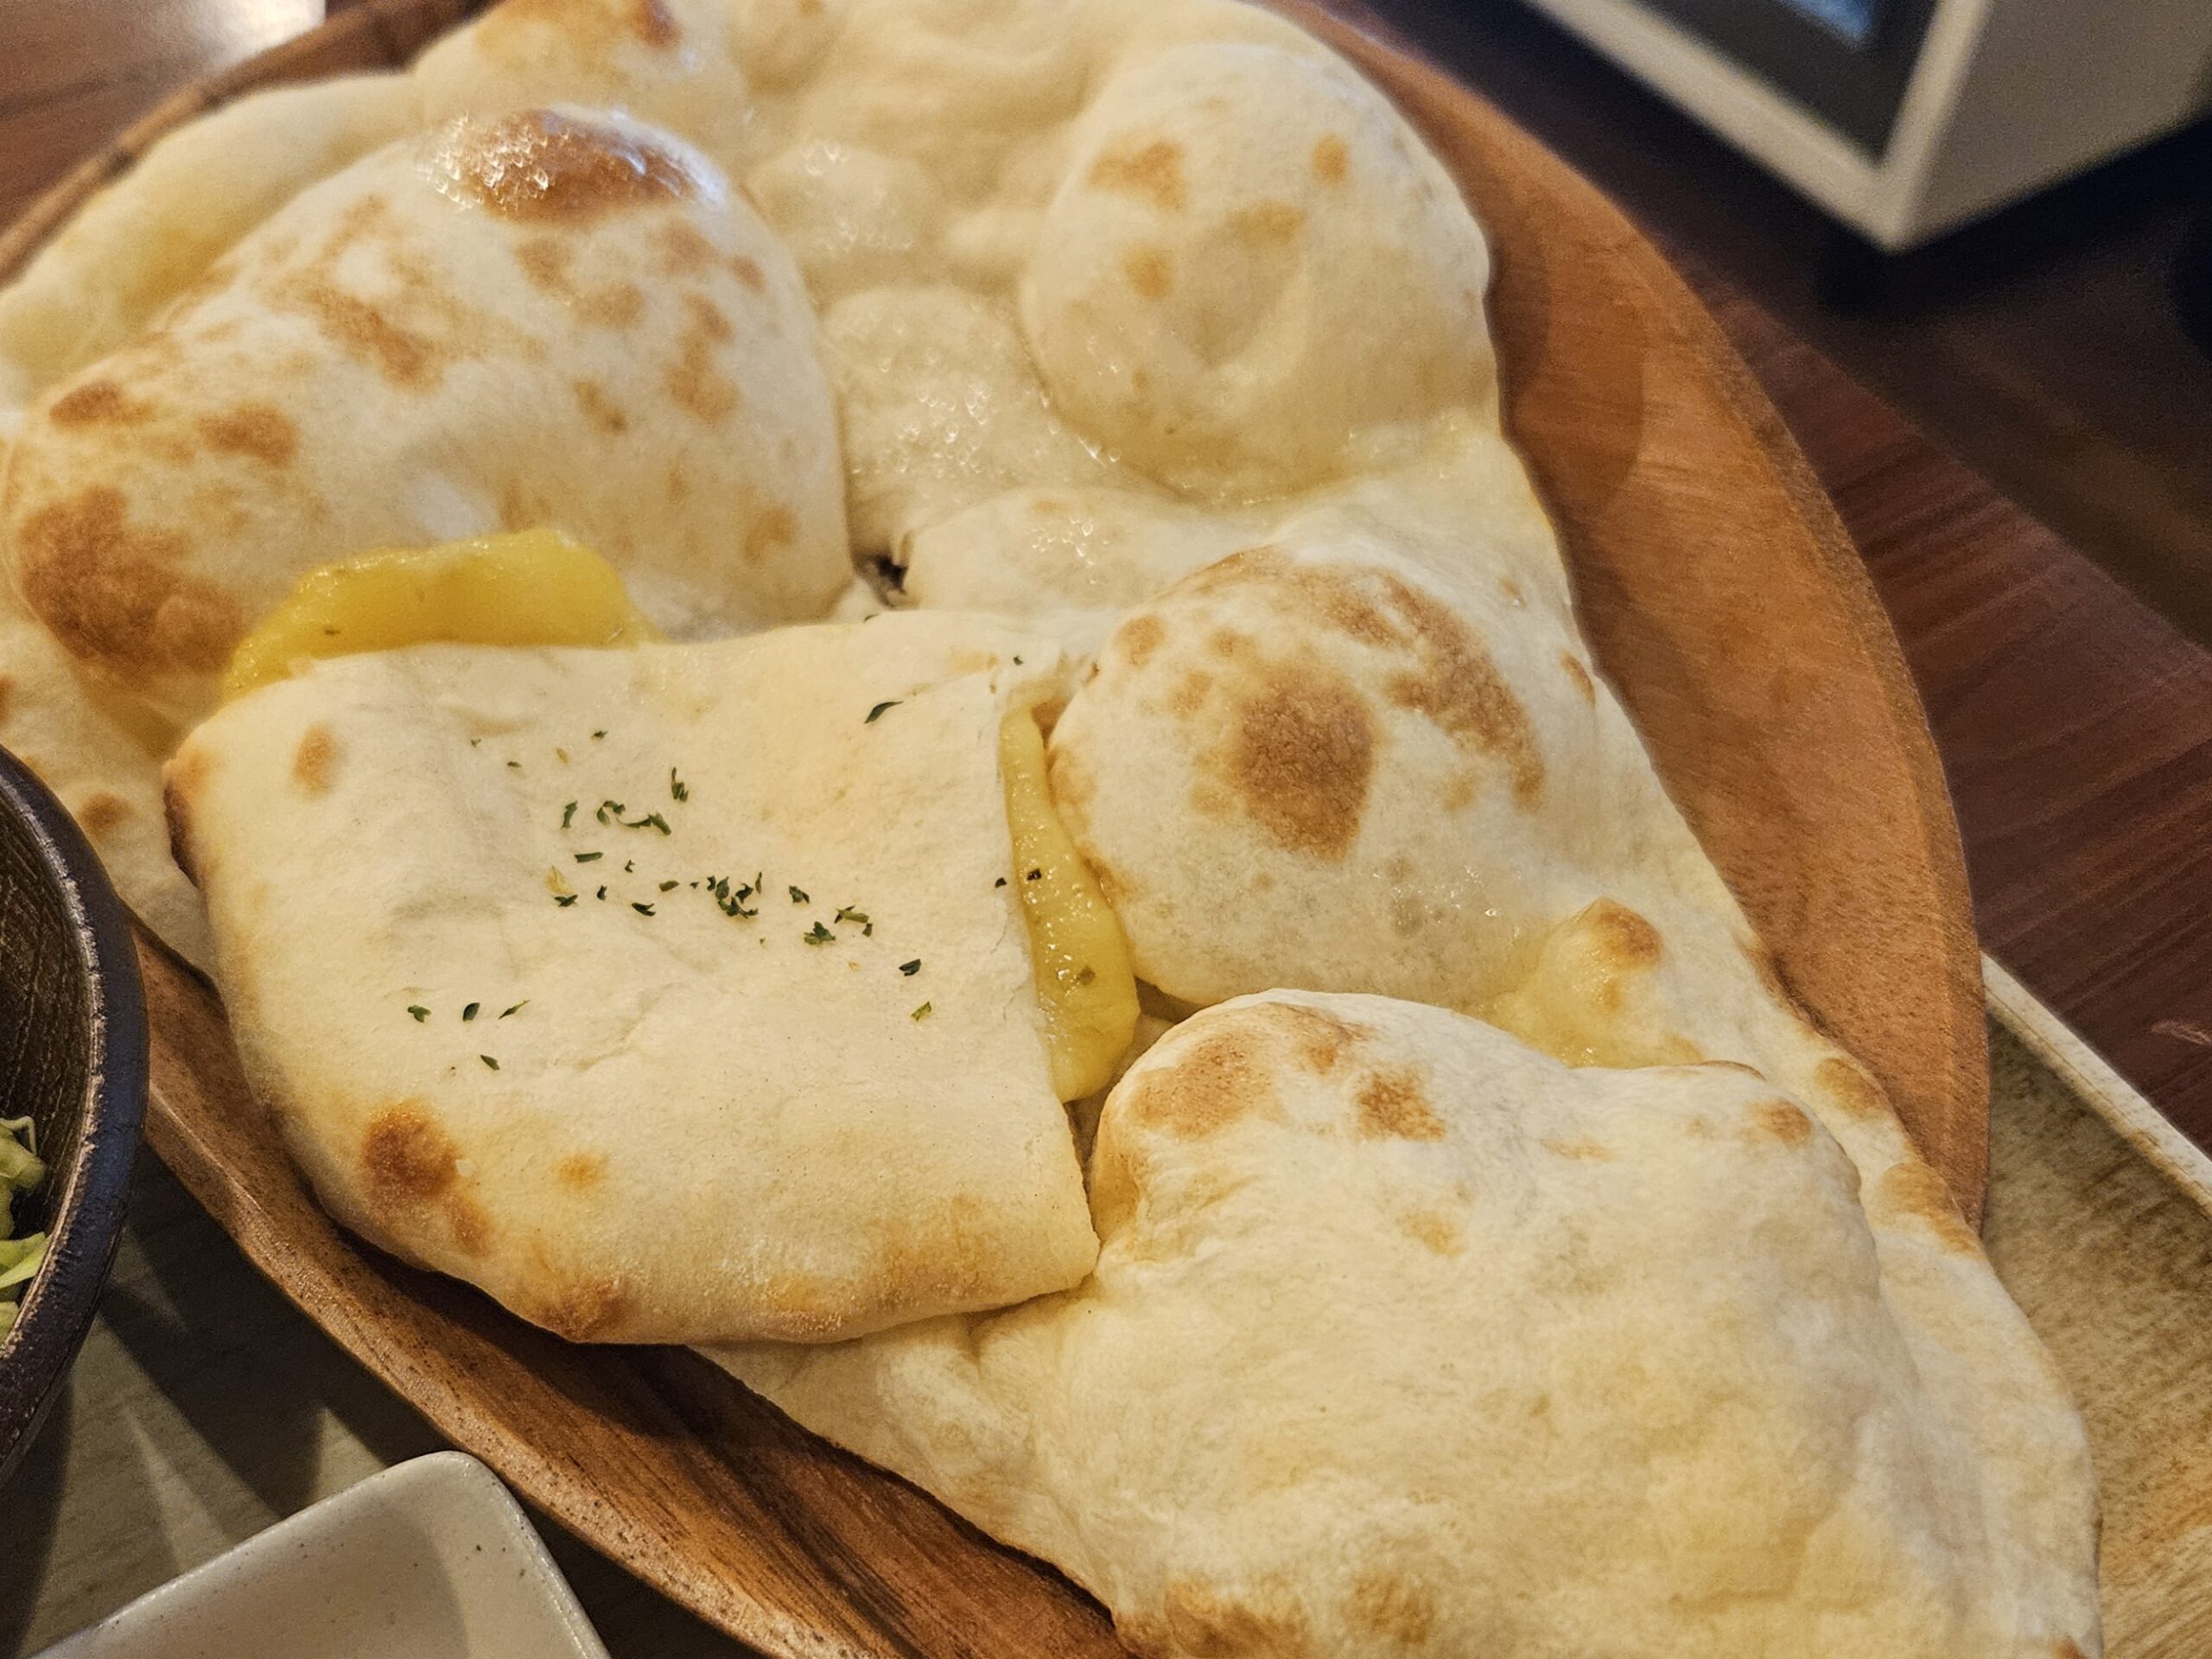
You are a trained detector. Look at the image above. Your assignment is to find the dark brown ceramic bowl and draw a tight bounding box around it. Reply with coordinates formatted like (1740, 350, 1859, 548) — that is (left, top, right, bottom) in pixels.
(0, 741, 147, 1486)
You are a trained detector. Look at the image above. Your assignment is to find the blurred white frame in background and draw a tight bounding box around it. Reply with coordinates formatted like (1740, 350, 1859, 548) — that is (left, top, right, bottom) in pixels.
(1516, 0, 2212, 249)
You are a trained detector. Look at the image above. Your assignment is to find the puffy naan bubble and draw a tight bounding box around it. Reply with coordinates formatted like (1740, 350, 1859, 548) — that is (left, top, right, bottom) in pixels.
(728, 0, 845, 90)
(2, 110, 847, 728)
(1046, 524, 1630, 1012)
(747, 140, 945, 302)
(785, 0, 1093, 196)
(824, 283, 1114, 554)
(1021, 41, 1493, 498)
(414, 0, 755, 168)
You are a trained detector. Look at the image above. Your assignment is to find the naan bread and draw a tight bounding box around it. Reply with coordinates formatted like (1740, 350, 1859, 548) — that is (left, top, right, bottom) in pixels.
(970, 461, 2108, 1655)
(1047, 514, 1639, 1013)
(3, 106, 845, 734)
(1020, 39, 1492, 498)
(714, 0, 1493, 550)
(413, 0, 755, 166)
(0, 73, 422, 419)
(718, 991, 2100, 1657)
(0, 591, 211, 964)
(164, 614, 1097, 1343)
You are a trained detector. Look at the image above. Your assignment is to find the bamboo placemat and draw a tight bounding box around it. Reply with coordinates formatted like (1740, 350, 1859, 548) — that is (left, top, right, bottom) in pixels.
(6, 971, 2209, 1657)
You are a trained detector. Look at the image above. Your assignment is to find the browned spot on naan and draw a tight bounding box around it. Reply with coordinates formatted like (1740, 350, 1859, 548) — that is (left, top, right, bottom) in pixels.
(514, 236, 574, 293)
(1205, 659, 1373, 858)
(1400, 1207, 1464, 1255)
(1252, 1000, 1366, 1074)
(1087, 138, 1186, 213)
(1148, 1580, 1308, 1658)
(744, 505, 797, 563)
(77, 791, 130, 837)
(668, 354, 738, 422)
(199, 404, 298, 466)
(485, 0, 678, 51)
(1351, 1569, 1439, 1646)
(865, 1197, 1006, 1319)
(554, 1151, 607, 1191)
(728, 254, 766, 292)
(1231, 200, 1305, 243)
(277, 276, 448, 389)
(1206, 627, 1259, 663)
(1584, 898, 1662, 970)
(572, 378, 629, 434)
(362, 1104, 458, 1203)
(624, 0, 677, 43)
(1116, 612, 1166, 668)
(1357, 1066, 1445, 1140)
(1123, 245, 1173, 300)
(290, 725, 340, 795)
(17, 486, 243, 676)
(683, 290, 734, 342)
(48, 379, 153, 427)
(496, 482, 546, 534)
(1560, 651, 1595, 702)
(446, 1191, 494, 1256)
(0, 676, 14, 726)
(654, 221, 718, 276)
(1128, 1024, 1278, 1140)
(1440, 771, 1477, 812)
(1815, 1055, 1893, 1123)
(1542, 1136, 1614, 1161)
(1312, 132, 1351, 184)
(532, 1274, 629, 1341)
(446, 110, 694, 222)
(1166, 669, 1213, 718)
(1379, 572, 1543, 803)
(667, 292, 740, 424)
(1181, 546, 1407, 647)
(1750, 1098, 1815, 1145)
(1878, 1159, 1980, 1253)
(580, 280, 645, 329)
(1046, 747, 1096, 810)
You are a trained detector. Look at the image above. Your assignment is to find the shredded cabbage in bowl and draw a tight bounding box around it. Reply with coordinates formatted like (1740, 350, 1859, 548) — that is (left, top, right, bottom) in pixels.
(0, 1116, 46, 1338)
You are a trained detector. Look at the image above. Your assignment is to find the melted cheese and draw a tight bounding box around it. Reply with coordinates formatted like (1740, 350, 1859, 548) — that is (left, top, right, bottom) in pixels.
(222, 529, 658, 700)
(1002, 707, 1140, 1099)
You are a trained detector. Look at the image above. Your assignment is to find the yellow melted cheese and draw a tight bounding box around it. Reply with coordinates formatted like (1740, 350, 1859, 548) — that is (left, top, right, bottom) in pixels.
(1001, 707, 1140, 1100)
(223, 529, 658, 700)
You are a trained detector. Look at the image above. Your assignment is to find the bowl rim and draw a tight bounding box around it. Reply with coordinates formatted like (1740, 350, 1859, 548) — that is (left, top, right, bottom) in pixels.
(0, 739, 149, 1484)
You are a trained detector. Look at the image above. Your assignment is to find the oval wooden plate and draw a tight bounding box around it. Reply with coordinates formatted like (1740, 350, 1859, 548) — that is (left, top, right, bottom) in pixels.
(0, 2, 1988, 1652)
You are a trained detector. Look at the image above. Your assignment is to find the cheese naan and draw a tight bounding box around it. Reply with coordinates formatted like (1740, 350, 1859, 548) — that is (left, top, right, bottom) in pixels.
(719, 992, 2100, 1658)
(164, 614, 1097, 1344)
(3, 106, 845, 735)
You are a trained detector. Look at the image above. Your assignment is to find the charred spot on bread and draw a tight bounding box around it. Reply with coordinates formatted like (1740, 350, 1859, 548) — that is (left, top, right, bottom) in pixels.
(441, 110, 696, 224)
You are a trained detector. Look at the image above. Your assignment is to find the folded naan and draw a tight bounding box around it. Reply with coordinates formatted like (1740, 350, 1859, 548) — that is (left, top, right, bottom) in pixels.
(3, 105, 845, 736)
(719, 991, 2101, 1657)
(164, 614, 1099, 1343)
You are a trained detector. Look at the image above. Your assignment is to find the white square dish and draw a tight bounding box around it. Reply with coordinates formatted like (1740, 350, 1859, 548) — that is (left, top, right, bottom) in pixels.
(35, 1452, 610, 1659)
